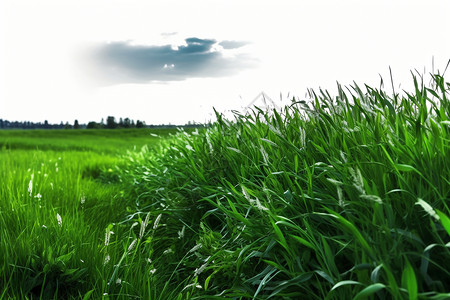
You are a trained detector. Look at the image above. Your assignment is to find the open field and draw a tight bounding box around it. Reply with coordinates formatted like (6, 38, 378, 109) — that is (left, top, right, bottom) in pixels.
(0, 129, 173, 299)
(0, 128, 179, 153)
(1, 74, 450, 299)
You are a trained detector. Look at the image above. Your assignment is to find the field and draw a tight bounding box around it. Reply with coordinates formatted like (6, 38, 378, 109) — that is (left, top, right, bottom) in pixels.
(0, 129, 174, 299)
(1, 73, 450, 299)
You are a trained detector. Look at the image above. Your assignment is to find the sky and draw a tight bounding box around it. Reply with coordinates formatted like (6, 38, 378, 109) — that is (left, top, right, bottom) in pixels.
(0, 0, 449, 125)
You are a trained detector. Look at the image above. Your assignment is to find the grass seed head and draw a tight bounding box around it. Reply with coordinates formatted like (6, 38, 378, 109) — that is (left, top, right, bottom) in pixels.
(189, 243, 202, 253)
(56, 213, 62, 227)
(153, 214, 162, 230)
(127, 239, 137, 253)
(416, 198, 440, 221)
(139, 212, 151, 239)
(105, 228, 114, 246)
(28, 179, 33, 197)
(104, 254, 111, 265)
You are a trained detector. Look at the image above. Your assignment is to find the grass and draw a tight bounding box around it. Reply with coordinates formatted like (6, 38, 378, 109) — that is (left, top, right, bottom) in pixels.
(0, 129, 172, 299)
(1, 72, 450, 299)
(0, 128, 178, 154)
(112, 72, 450, 299)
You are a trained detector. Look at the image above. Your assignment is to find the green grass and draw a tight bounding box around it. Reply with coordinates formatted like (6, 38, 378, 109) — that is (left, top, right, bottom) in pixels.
(0, 128, 178, 153)
(1, 73, 450, 299)
(0, 129, 172, 299)
(112, 73, 450, 299)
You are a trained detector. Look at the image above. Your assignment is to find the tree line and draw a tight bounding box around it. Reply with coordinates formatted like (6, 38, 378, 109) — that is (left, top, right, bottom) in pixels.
(86, 116, 146, 129)
(0, 116, 202, 130)
(0, 116, 146, 130)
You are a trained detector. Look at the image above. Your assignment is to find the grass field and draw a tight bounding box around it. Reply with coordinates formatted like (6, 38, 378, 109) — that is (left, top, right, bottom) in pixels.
(0, 129, 174, 299)
(1, 73, 450, 299)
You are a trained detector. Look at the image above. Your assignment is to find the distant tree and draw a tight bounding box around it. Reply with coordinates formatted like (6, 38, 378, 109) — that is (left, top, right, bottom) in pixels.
(119, 117, 124, 128)
(74, 119, 80, 129)
(87, 121, 100, 129)
(64, 122, 72, 129)
(123, 117, 131, 128)
(136, 120, 145, 128)
(44, 120, 49, 129)
(131, 119, 135, 128)
(0, 119, 3, 128)
(106, 116, 117, 129)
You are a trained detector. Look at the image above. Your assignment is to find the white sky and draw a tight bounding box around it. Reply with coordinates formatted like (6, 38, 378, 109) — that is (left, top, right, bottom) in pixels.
(0, 0, 449, 125)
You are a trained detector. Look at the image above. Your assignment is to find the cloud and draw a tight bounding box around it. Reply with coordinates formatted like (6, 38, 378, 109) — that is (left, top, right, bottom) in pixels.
(219, 40, 249, 49)
(86, 37, 256, 85)
(161, 32, 178, 37)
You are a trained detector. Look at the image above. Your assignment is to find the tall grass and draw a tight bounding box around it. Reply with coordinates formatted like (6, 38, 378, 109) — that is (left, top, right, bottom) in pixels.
(114, 73, 450, 299)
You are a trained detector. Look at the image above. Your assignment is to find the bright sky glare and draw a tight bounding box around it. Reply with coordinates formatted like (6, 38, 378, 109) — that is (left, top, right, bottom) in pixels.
(0, 0, 449, 125)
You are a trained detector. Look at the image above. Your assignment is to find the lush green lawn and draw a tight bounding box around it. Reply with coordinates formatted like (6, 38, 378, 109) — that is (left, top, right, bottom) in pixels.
(0, 129, 172, 299)
(1, 74, 450, 299)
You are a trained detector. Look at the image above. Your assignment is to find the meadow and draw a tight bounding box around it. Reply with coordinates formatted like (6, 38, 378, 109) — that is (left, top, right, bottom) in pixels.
(1, 73, 450, 299)
(0, 129, 173, 299)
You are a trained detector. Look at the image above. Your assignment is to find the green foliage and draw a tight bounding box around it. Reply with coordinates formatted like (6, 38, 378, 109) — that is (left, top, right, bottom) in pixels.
(113, 73, 450, 298)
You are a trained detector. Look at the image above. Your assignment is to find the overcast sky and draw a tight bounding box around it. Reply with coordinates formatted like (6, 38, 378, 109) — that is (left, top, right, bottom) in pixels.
(0, 0, 449, 125)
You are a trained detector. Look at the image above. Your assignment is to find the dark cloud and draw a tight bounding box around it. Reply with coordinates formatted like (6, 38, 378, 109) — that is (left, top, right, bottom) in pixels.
(87, 37, 257, 85)
(219, 40, 249, 49)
